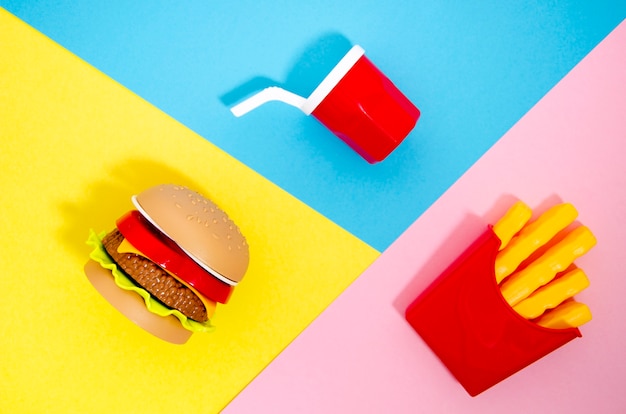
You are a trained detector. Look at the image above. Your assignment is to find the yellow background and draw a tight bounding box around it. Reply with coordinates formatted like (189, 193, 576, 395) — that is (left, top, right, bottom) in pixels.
(0, 9, 378, 413)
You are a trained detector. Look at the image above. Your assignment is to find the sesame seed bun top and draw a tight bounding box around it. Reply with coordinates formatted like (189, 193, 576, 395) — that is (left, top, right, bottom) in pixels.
(134, 184, 249, 283)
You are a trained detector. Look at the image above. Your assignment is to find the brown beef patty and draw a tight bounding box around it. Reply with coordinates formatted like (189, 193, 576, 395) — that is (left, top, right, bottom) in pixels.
(102, 229, 208, 322)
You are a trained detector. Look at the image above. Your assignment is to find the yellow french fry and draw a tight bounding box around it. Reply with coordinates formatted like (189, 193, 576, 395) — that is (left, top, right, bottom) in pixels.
(492, 201, 532, 251)
(535, 300, 592, 329)
(512, 268, 590, 319)
(495, 203, 579, 283)
(500, 226, 597, 306)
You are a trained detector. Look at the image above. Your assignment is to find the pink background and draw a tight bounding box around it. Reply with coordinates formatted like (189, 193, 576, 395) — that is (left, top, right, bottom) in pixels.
(223, 19, 626, 413)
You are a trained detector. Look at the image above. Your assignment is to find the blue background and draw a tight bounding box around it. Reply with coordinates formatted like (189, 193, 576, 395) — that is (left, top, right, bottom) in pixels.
(3, 1, 624, 251)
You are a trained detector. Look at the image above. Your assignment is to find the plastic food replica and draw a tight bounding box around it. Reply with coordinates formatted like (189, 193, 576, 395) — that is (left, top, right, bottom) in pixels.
(85, 184, 249, 344)
(405, 200, 596, 396)
(231, 45, 420, 164)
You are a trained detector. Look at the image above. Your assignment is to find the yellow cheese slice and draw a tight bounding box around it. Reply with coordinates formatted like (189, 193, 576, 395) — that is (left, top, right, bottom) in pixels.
(117, 237, 217, 318)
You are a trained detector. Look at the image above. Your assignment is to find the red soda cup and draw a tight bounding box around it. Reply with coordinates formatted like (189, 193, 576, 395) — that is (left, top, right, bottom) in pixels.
(231, 46, 420, 163)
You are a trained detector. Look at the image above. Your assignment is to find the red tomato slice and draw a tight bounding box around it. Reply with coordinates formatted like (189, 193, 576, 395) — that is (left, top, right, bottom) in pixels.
(116, 210, 234, 304)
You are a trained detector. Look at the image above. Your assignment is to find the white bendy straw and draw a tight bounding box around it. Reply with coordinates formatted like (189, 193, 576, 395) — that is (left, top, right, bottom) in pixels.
(230, 45, 365, 117)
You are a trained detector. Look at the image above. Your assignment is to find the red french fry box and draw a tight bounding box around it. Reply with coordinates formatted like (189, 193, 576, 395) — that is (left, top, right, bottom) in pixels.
(231, 45, 420, 163)
(405, 226, 581, 396)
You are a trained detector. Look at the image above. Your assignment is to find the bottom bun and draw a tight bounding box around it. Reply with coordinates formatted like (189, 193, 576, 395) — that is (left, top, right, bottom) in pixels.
(84, 259, 193, 344)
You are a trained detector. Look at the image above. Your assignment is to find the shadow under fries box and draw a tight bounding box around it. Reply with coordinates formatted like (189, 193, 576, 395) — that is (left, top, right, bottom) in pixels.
(405, 227, 581, 397)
